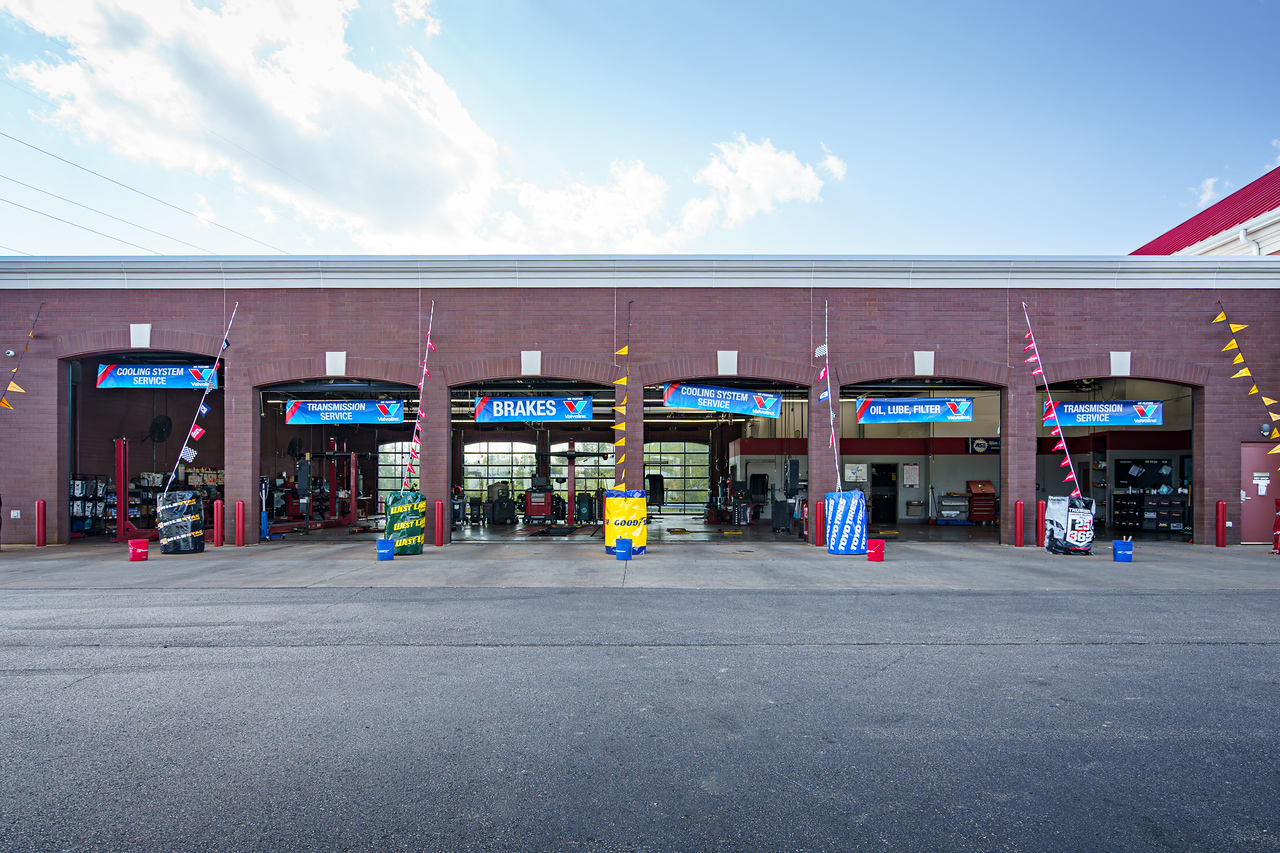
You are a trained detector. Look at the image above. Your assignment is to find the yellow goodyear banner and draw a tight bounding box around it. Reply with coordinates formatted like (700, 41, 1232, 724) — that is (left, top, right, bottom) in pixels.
(604, 489, 647, 555)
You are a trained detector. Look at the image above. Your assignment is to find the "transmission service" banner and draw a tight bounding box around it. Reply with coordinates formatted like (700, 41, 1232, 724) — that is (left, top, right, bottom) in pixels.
(285, 401, 405, 424)
(1045, 401, 1163, 427)
(474, 397, 594, 422)
(855, 397, 973, 423)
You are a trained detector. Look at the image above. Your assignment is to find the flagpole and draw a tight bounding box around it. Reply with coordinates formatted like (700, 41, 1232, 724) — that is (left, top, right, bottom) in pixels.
(824, 300, 840, 491)
(404, 300, 435, 491)
(164, 302, 238, 496)
(1022, 303, 1081, 497)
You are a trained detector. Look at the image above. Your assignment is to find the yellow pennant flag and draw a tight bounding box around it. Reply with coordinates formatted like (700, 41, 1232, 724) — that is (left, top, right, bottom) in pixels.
(616, 455, 625, 465)
(612, 404, 626, 415)
(1232, 367, 1252, 378)
(1265, 397, 1279, 406)
(614, 376, 627, 386)
(1223, 339, 1239, 351)
(0, 396, 11, 410)
(1269, 444, 1280, 455)
(613, 437, 625, 447)
(1272, 427, 1279, 439)
(612, 422, 626, 431)
(1249, 385, 1260, 395)
(615, 345, 628, 356)
(614, 482, 625, 490)
(1271, 412, 1280, 421)
(1212, 311, 1227, 322)
(6, 381, 23, 393)
(1230, 323, 1249, 333)
(1233, 353, 1245, 364)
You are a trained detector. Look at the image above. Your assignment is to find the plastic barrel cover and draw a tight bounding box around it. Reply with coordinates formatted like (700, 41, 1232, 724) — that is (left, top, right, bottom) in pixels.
(1045, 495, 1096, 555)
(824, 490, 868, 555)
(604, 489, 647, 555)
(385, 491, 427, 555)
(157, 490, 205, 554)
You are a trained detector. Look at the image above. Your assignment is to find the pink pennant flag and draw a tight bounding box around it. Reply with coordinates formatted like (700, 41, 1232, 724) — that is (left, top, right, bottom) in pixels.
(1063, 472, 1075, 482)
(1059, 456, 1071, 467)
(1031, 368, 1043, 376)
(1024, 355, 1039, 363)
(418, 380, 423, 389)
(1024, 330, 1032, 338)
(190, 425, 205, 441)
(410, 447, 419, 459)
(1070, 488, 1081, 498)
(407, 462, 416, 474)
(428, 339, 436, 352)
(424, 368, 430, 379)
(829, 429, 835, 448)
(1052, 439, 1066, 451)
(1050, 426, 1061, 436)
(818, 365, 828, 380)
(1023, 342, 1035, 351)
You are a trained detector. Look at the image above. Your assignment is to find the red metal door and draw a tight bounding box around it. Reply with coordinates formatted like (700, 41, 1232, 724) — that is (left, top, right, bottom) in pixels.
(1240, 444, 1276, 544)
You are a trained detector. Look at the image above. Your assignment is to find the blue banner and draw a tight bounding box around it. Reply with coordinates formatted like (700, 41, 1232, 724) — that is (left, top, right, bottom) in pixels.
(96, 364, 217, 389)
(285, 400, 404, 424)
(474, 396, 593, 422)
(824, 490, 868, 555)
(855, 397, 973, 423)
(1047, 400, 1163, 427)
(661, 382, 781, 418)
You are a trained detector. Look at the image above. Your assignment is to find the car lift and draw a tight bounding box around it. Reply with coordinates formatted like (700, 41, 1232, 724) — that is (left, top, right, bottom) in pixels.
(541, 439, 611, 535)
(112, 437, 158, 543)
(267, 450, 372, 536)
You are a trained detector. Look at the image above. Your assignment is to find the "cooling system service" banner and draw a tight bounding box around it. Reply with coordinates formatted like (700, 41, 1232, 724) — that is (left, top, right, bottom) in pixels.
(661, 382, 782, 418)
(855, 397, 973, 424)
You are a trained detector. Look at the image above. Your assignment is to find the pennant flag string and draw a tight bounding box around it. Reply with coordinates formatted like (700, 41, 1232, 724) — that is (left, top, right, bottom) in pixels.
(616, 300, 633, 487)
(0, 301, 43, 412)
(402, 300, 436, 490)
(165, 302, 238, 495)
(1024, 302, 1082, 494)
(821, 300, 841, 490)
(1213, 302, 1277, 447)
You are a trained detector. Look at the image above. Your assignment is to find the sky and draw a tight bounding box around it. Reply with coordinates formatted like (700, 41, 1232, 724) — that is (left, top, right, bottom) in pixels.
(1, 0, 1279, 258)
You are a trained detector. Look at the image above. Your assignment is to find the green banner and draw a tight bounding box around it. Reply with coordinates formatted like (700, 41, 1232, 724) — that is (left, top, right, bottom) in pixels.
(385, 491, 427, 555)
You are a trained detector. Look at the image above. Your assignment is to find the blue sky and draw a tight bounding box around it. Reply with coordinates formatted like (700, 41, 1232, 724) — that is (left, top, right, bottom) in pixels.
(1, 0, 1278, 257)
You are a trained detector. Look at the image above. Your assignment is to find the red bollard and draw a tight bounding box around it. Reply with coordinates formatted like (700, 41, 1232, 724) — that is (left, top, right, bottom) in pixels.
(1036, 500, 1047, 548)
(1216, 500, 1227, 547)
(35, 499, 46, 547)
(212, 500, 224, 547)
(814, 498, 825, 547)
(1014, 500, 1024, 547)
(434, 499, 444, 547)
(234, 500, 245, 547)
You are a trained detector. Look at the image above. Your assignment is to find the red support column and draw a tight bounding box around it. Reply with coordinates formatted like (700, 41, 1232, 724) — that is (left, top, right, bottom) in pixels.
(434, 500, 444, 547)
(114, 438, 128, 542)
(814, 497, 825, 548)
(1013, 500, 1024, 547)
(1216, 500, 1227, 547)
(1036, 500, 1047, 548)
(234, 500, 245, 546)
(35, 499, 46, 547)
(212, 500, 224, 546)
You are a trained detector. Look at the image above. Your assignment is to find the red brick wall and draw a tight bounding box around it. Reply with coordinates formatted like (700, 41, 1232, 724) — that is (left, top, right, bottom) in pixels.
(0, 282, 1274, 546)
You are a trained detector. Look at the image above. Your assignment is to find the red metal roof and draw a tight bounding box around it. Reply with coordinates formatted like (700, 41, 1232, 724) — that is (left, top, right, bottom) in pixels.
(1132, 166, 1280, 254)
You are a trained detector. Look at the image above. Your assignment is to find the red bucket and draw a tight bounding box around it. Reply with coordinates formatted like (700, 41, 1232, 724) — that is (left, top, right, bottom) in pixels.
(867, 539, 885, 562)
(128, 539, 149, 561)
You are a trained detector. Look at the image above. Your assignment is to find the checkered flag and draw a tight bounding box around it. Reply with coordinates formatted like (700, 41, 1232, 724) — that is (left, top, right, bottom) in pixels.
(179, 446, 197, 463)
(814, 343, 828, 358)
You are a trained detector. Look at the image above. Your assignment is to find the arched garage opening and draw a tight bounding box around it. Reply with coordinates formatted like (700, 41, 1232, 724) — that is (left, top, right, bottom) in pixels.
(840, 378, 1003, 543)
(259, 377, 419, 540)
(450, 377, 616, 542)
(1039, 377, 1195, 541)
(64, 350, 224, 543)
(642, 376, 810, 543)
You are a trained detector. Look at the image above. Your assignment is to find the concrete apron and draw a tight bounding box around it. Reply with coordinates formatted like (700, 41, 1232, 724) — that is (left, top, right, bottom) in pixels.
(1, 540, 1279, 591)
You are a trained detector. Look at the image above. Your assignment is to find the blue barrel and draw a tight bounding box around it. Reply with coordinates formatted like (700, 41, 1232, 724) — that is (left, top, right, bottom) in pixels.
(1112, 540, 1133, 562)
(376, 538, 395, 561)
(615, 538, 632, 561)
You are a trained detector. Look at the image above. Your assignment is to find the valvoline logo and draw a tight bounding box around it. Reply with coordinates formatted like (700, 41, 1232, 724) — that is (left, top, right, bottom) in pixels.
(752, 394, 776, 411)
(1133, 402, 1161, 420)
(376, 403, 393, 417)
(564, 399, 589, 415)
(947, 399, 971, 417)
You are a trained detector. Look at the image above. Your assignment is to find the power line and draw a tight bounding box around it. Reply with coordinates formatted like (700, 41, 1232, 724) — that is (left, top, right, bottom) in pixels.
(0, 130, 289, 254)
(0, 195, 160, 254)
(0, 173, 214, 254)
(0, 243, 32, 255)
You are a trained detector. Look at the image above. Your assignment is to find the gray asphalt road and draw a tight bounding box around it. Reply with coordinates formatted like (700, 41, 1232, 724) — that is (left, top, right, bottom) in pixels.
(3, 588, 1278, 852)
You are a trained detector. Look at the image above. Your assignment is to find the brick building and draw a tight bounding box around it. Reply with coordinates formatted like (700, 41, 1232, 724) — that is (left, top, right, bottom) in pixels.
(1, 254, 1277, 547)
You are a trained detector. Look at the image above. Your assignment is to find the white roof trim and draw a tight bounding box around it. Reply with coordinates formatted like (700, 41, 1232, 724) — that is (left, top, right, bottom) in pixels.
(1, 255, 1279, 289)
(1176, 207, 1280, 256)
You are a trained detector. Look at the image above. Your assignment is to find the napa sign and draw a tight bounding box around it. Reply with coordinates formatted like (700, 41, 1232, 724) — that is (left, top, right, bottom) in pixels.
(661, 382, 781, 418)
(1046, 401, 1163, 426)
(474, 397, 593, 422)
(855, 397, 974, 423)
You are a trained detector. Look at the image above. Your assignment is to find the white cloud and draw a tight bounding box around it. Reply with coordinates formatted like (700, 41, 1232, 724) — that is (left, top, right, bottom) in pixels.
(1, 1, 838, 253)
(1191, 177, 1220, 208)
(392, 0, 440, 36)
(819, 142, 847, 181)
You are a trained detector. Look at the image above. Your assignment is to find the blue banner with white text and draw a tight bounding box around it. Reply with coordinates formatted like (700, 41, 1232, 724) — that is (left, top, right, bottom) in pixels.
(855, 397, 973, 423)
(661, 382, 782, 418)
(1046, 400, 1163, 427)
(285, 400, 404, 424)
(474, 396, 594, 422)
(96, 364, 218, 389)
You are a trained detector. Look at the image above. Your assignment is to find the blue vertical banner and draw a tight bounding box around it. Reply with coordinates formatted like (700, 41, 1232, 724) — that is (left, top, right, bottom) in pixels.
(824, 491, 868, 555)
